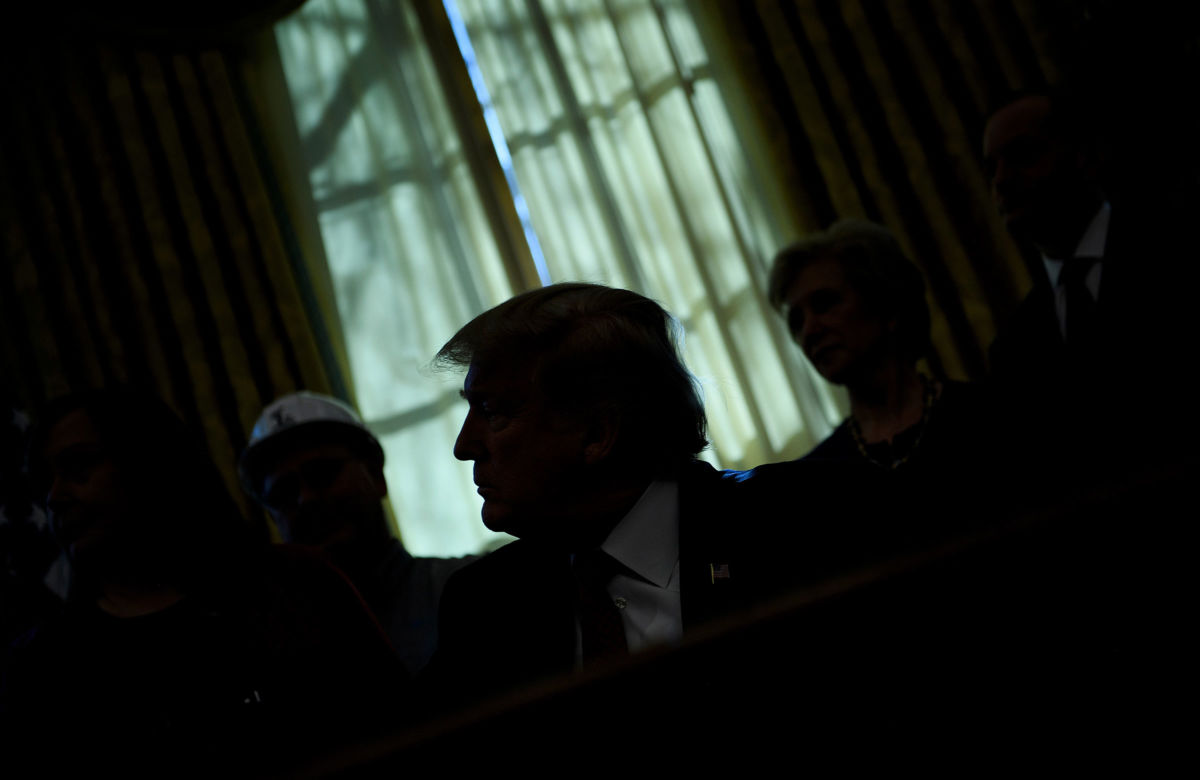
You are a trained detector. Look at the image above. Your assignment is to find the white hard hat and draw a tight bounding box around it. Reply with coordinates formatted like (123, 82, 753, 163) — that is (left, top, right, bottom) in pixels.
(239, 391, 381, 497)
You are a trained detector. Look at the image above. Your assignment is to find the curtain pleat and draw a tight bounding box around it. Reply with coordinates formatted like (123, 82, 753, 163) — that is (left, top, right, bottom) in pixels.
(1, 30, 350, 521)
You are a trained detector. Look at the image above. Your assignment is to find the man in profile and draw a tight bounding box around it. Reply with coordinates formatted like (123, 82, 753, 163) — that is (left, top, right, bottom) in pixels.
(239, 391, 475, 675)
(426, 283, 777, 701)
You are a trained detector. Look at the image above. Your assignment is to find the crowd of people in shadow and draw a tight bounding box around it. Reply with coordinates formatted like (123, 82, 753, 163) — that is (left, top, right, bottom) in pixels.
(1, 87, 1196, 772)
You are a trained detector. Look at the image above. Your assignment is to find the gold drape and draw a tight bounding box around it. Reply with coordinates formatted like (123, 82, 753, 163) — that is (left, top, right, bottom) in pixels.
(0, 23, 350, 519)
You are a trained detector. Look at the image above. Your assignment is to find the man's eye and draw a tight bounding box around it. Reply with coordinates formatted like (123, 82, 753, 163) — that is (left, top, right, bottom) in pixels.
(479, 401, 516, 429)
(263, 476, 299, 510)
(787, 308, 805, 335)
(303, 458, 346, 488)
(811, 290, 840, 313)
(1008, 139, 1045, 167)
(57, 450, 103, 483)
(477, 399, 505, 418)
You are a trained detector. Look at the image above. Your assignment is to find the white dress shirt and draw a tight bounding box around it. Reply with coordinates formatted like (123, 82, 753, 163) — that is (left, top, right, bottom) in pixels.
(1041, 201, 1111, 340)
(572, 479, 683, 665)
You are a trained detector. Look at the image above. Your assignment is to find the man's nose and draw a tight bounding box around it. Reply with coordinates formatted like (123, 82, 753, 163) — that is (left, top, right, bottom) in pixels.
(800, 314, 826, 349)
(295, 481, 322, 507)
(453, 411, 482, 462)
(991, 156, 1012, 191)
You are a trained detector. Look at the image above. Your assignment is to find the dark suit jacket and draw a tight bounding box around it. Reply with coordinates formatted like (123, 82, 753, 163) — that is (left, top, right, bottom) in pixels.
(991, 207, 1171, 380)
(989, 205, 1196, 471)
(421, 457, 916, 710)
(423, 459, 810, 706)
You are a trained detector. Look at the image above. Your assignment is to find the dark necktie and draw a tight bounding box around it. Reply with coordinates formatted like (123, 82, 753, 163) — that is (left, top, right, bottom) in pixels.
(573, 550, 628, 663)
(1060, 258, 1099, 348)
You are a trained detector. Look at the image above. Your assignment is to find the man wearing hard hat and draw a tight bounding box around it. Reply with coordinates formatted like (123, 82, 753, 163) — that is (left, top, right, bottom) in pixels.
(239, 391, 475, 676)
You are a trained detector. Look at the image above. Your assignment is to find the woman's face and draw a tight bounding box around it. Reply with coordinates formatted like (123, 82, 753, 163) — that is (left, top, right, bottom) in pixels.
(783, 257, 892, 386)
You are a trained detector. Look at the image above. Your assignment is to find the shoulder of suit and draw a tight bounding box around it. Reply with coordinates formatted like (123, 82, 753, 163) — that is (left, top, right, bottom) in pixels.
(443, 539, 562, 590)
(451, 538, 525, 575)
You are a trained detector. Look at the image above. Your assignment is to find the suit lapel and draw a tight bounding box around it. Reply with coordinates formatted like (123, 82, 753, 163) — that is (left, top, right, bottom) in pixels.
(1027, 280, 1064, 347)
(677, 461, 741, 630)
(502, 541, 578, 671)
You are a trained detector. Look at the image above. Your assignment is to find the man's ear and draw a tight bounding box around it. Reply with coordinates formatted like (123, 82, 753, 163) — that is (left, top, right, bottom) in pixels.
(582, 405, 621, 466)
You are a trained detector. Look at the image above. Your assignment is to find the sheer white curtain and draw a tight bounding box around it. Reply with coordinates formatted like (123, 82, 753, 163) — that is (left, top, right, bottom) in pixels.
(275, 0, 516, 555)
(454, 0, 843, 466)
(275, 0, 844, 556)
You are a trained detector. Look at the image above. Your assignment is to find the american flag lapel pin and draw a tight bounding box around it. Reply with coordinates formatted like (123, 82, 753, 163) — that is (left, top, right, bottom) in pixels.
(710, 563, 731, 584)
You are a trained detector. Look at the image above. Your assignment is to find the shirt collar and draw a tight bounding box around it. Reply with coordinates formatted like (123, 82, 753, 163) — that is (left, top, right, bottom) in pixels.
(1042, 201, 1111, 286)
(600, 480, 679, 589)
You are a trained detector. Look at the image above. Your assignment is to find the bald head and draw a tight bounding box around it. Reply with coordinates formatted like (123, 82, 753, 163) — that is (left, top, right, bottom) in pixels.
(984, 94, 1104, 256)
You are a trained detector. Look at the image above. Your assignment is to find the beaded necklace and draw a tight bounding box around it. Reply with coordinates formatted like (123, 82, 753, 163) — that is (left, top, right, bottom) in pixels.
(847, 374, 938, 470)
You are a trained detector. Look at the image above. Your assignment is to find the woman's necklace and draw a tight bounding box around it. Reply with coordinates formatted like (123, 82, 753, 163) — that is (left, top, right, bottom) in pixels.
(847, 375, 938, 470)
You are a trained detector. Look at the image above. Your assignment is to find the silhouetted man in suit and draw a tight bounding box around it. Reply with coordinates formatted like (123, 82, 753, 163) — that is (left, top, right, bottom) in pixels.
(985, 92, 1108, 375)
(983, 90, 1195, 473)
(425, 283, 775, 705)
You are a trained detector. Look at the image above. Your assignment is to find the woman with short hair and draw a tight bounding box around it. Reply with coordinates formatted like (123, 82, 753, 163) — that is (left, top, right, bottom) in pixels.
(769, 218, 986, 471)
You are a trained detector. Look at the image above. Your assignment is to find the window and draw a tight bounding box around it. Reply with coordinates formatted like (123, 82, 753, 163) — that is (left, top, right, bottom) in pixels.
(275, 0, 842, 556)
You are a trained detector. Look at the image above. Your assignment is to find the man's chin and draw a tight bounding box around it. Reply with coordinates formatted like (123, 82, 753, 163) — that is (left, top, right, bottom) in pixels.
(1001, 207, 1047, 244)
(314, 525, 360, 551)
(817, 356, 862, 388)
(482, 504, 551, 543)
(480, 504, 517, 535)
(815, 360, 848, 386)
(1003, 211, 1028, 235)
